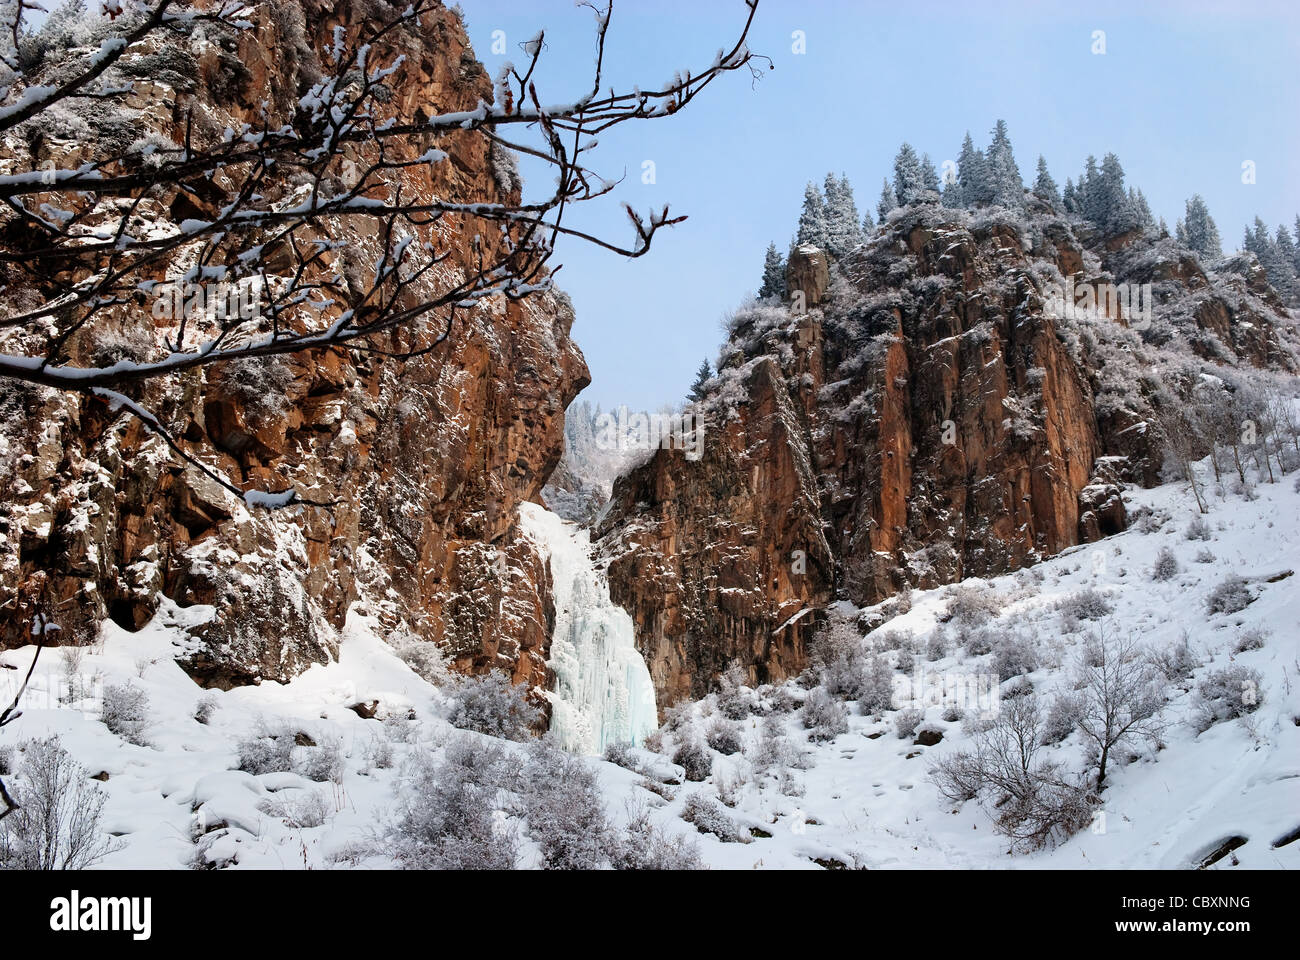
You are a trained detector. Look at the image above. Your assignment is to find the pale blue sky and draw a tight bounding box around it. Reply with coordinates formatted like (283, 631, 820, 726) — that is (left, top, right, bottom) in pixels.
(461, 0, 1300, 412)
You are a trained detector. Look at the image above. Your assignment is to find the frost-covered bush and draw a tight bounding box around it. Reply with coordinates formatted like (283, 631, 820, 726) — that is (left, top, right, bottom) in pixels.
(602, 740, 639, 772)
(671, 738, 712, 782)
(362, 733, 394, 772)
(1185, 516, 1213, 541)
(447, 673, 540, 741)
(1206, 575, 1252, 615)
(525, 741, 611, 869)
(814, 620, 871, 701)
(962, 626, 996, 656)
(857, 655, 895, 715)
(680, 794, 749, 843)
(0, 736, 116, 870)
(1151, 546, 1180, 581)
(715, 661, 754, 720)
(802, 687, 849, 742)
(386, 737, 520, 870)
(100, 682, 150, 746)
(1041, 691, 1084, 745)
(390, 635, 451, 685)
(1149, 633, 1197, 682)
(1192, 666, 1263, 733)
(943, 583, 1000, 626)
(1059, 589, 1114, 625)
(941, 704, 964, 723)
(705, 717, 742, 756)
(1234, 625, 1269, 653)
(925, 627, 951, 662)
(194, 693, 219, 725)
(295, 737, 345, 784)
(894, 707, 924, 740)
(610, 804, 702, 870)
(1194, 548, 1216, 564)
(237, 723, 294, 775)
(259, 790, 331, 829)
(992, 632, 1039, 682)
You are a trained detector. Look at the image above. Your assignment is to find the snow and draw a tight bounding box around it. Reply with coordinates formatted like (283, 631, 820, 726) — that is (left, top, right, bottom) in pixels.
(520, 503, 657, 755)
(0, 469, 1295, 869)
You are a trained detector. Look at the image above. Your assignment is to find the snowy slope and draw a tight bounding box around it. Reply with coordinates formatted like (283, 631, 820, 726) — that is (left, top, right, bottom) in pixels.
(0, 472, 1295, 870)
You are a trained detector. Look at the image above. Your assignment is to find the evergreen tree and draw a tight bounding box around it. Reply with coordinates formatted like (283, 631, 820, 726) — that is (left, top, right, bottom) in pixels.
(1092, 153, 1136, 233)
(986, 119, 1024, 208)
(1062, 177, 1077, 214)
(1130, 188, 1155, 234)
(877, 178, 898, 222)
(1032, 155, 1060, 208)
(822, 173, 864, 258)
(795, 182, 829, 250)
(956, 132, 989, 207)
(920, 153, 941, 194)
(688, 360, 713, 403)
(1274, 225, 1299, 298)
(758, 242, 786, 299)
(1078, 155, 1100, 223)
(861, 208, 875, 233)
(1180, 195, 1221, 259)
(1294, 215, 1300, 273)
(892, 143, 924, 206)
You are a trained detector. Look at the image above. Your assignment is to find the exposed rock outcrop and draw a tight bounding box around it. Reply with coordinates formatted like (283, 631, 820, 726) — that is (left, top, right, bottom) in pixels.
(0, 1, 585, 696)
(600, 206, 1297, 711)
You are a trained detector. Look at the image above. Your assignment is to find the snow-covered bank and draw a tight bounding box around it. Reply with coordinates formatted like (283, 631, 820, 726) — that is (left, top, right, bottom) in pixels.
(519, 503, 657, 754)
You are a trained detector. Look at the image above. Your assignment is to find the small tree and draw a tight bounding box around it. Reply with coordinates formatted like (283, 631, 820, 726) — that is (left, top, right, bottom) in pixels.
(688, 359, 714, 402)
(1075, 631, 1165, 791)
(757, 242, 786, 299)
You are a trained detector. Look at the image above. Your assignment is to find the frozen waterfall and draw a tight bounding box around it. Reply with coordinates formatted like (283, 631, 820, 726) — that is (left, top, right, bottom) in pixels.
(519, 502, 658, 755)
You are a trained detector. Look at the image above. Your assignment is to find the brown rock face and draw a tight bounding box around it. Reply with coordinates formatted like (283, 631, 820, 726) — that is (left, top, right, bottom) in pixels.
(600, 205, 1295, 712)
(0, 1, 585, 694)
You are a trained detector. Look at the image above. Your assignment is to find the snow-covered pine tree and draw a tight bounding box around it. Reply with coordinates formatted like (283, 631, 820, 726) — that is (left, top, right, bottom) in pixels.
(1093, 153, 1137, 234)
(893, 143, 924, 206)
(1130, 188, 1156, 235)
(1078, 156, 1100, 222)
(1273, 225, 1299, 301)
(1062, 177, 1077, 214)
(861, 207, 875, 233)
(956, 132, 989, 207)
(1032, 155, 1060, 208)
(877, 178, 899, 222)
(1294, 216, 1300, 272)
(689, 360, 713, 402)
(986, 119, 1024, 208)
(920, 154, 941, 195)
(1178, 196, 1222, 258)
(758, 242, 786, 299)
(795, 181, 830, 250)
(822, 173, 864, 258)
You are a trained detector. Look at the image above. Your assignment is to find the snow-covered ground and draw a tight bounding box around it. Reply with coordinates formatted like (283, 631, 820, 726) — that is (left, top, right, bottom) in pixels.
(0, 470, 1296, 870)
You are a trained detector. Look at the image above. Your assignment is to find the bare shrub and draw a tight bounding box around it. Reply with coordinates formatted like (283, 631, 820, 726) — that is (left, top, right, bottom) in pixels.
(0, 736, 117, 869)
(1185, 516, 1212, 541)
(237, 721, 294, 775)
(602, 740, 640, 772)
(1076, 632, 1166, 790)
(295, 737, 346, 784)
(1192, 665, 1263, 733)
(1059, 589, 1114, 626)
(814, 619, 871, 702)
(894, 707, 923, 739)
(525, 741, 611, 869)
(943, 583, 1000, 626)
(715, 661, 754, 720)
(1041, 690, 1084, 745)
(1194, 548, 1216, 564)
(705, 717, 742, 756)
(992, 632, 1039, 682)
(610, 802, 702, 869)
(1149, 633, 1197, 682)
(681, 794, 749, 843)
(802, 687, 849, 742)
(857, 656, 895, 715)
(1234, 625, 1269, 653)
(385, 736, 520, 869)
(1206, 575, 1252, 615)
(447, 673, 541, 741)
(925, 627, 951, 662)
(100, 682, 150, 746)
(930, 695, 1096, 851)
(259, 789, 331, 829)
(671, 738, 712, 782)
(194, 694, 219, 725)
(390, 635, 452, 685)
(1151, 546, 1180, 581)
(362, 733, 394, 772)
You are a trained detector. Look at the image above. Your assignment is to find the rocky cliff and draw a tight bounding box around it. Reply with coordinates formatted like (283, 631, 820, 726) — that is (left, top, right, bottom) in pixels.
(598, 200, 1297, 708)
(0, 0, 587, 695)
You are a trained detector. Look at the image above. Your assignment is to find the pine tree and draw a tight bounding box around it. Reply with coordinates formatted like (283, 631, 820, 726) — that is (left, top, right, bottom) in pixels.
(822, 172, 864, 258)
(861, 208, 875, 233)
(1274, 225, 1299, 300)
(1092, 153, 1136, 233)
(1294, 216, 1300, 273)
(795, 182, 829, 250)
(892, 143, 924, 206)
(877, 178, 898, 222)
(956, 132, 988, 207)
(986, 119, 1024, 208)
(1180, 195, 1221, 259)
(1032, 155, 1060, 208)
(689, 360, 713, 403)
(1130, 188, 1155, 234)
(1062, 177, 1077, 214)
(920, 154, 941, 194)
(758, 242, 786, 299)
(1078, 156, 1100, 223)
